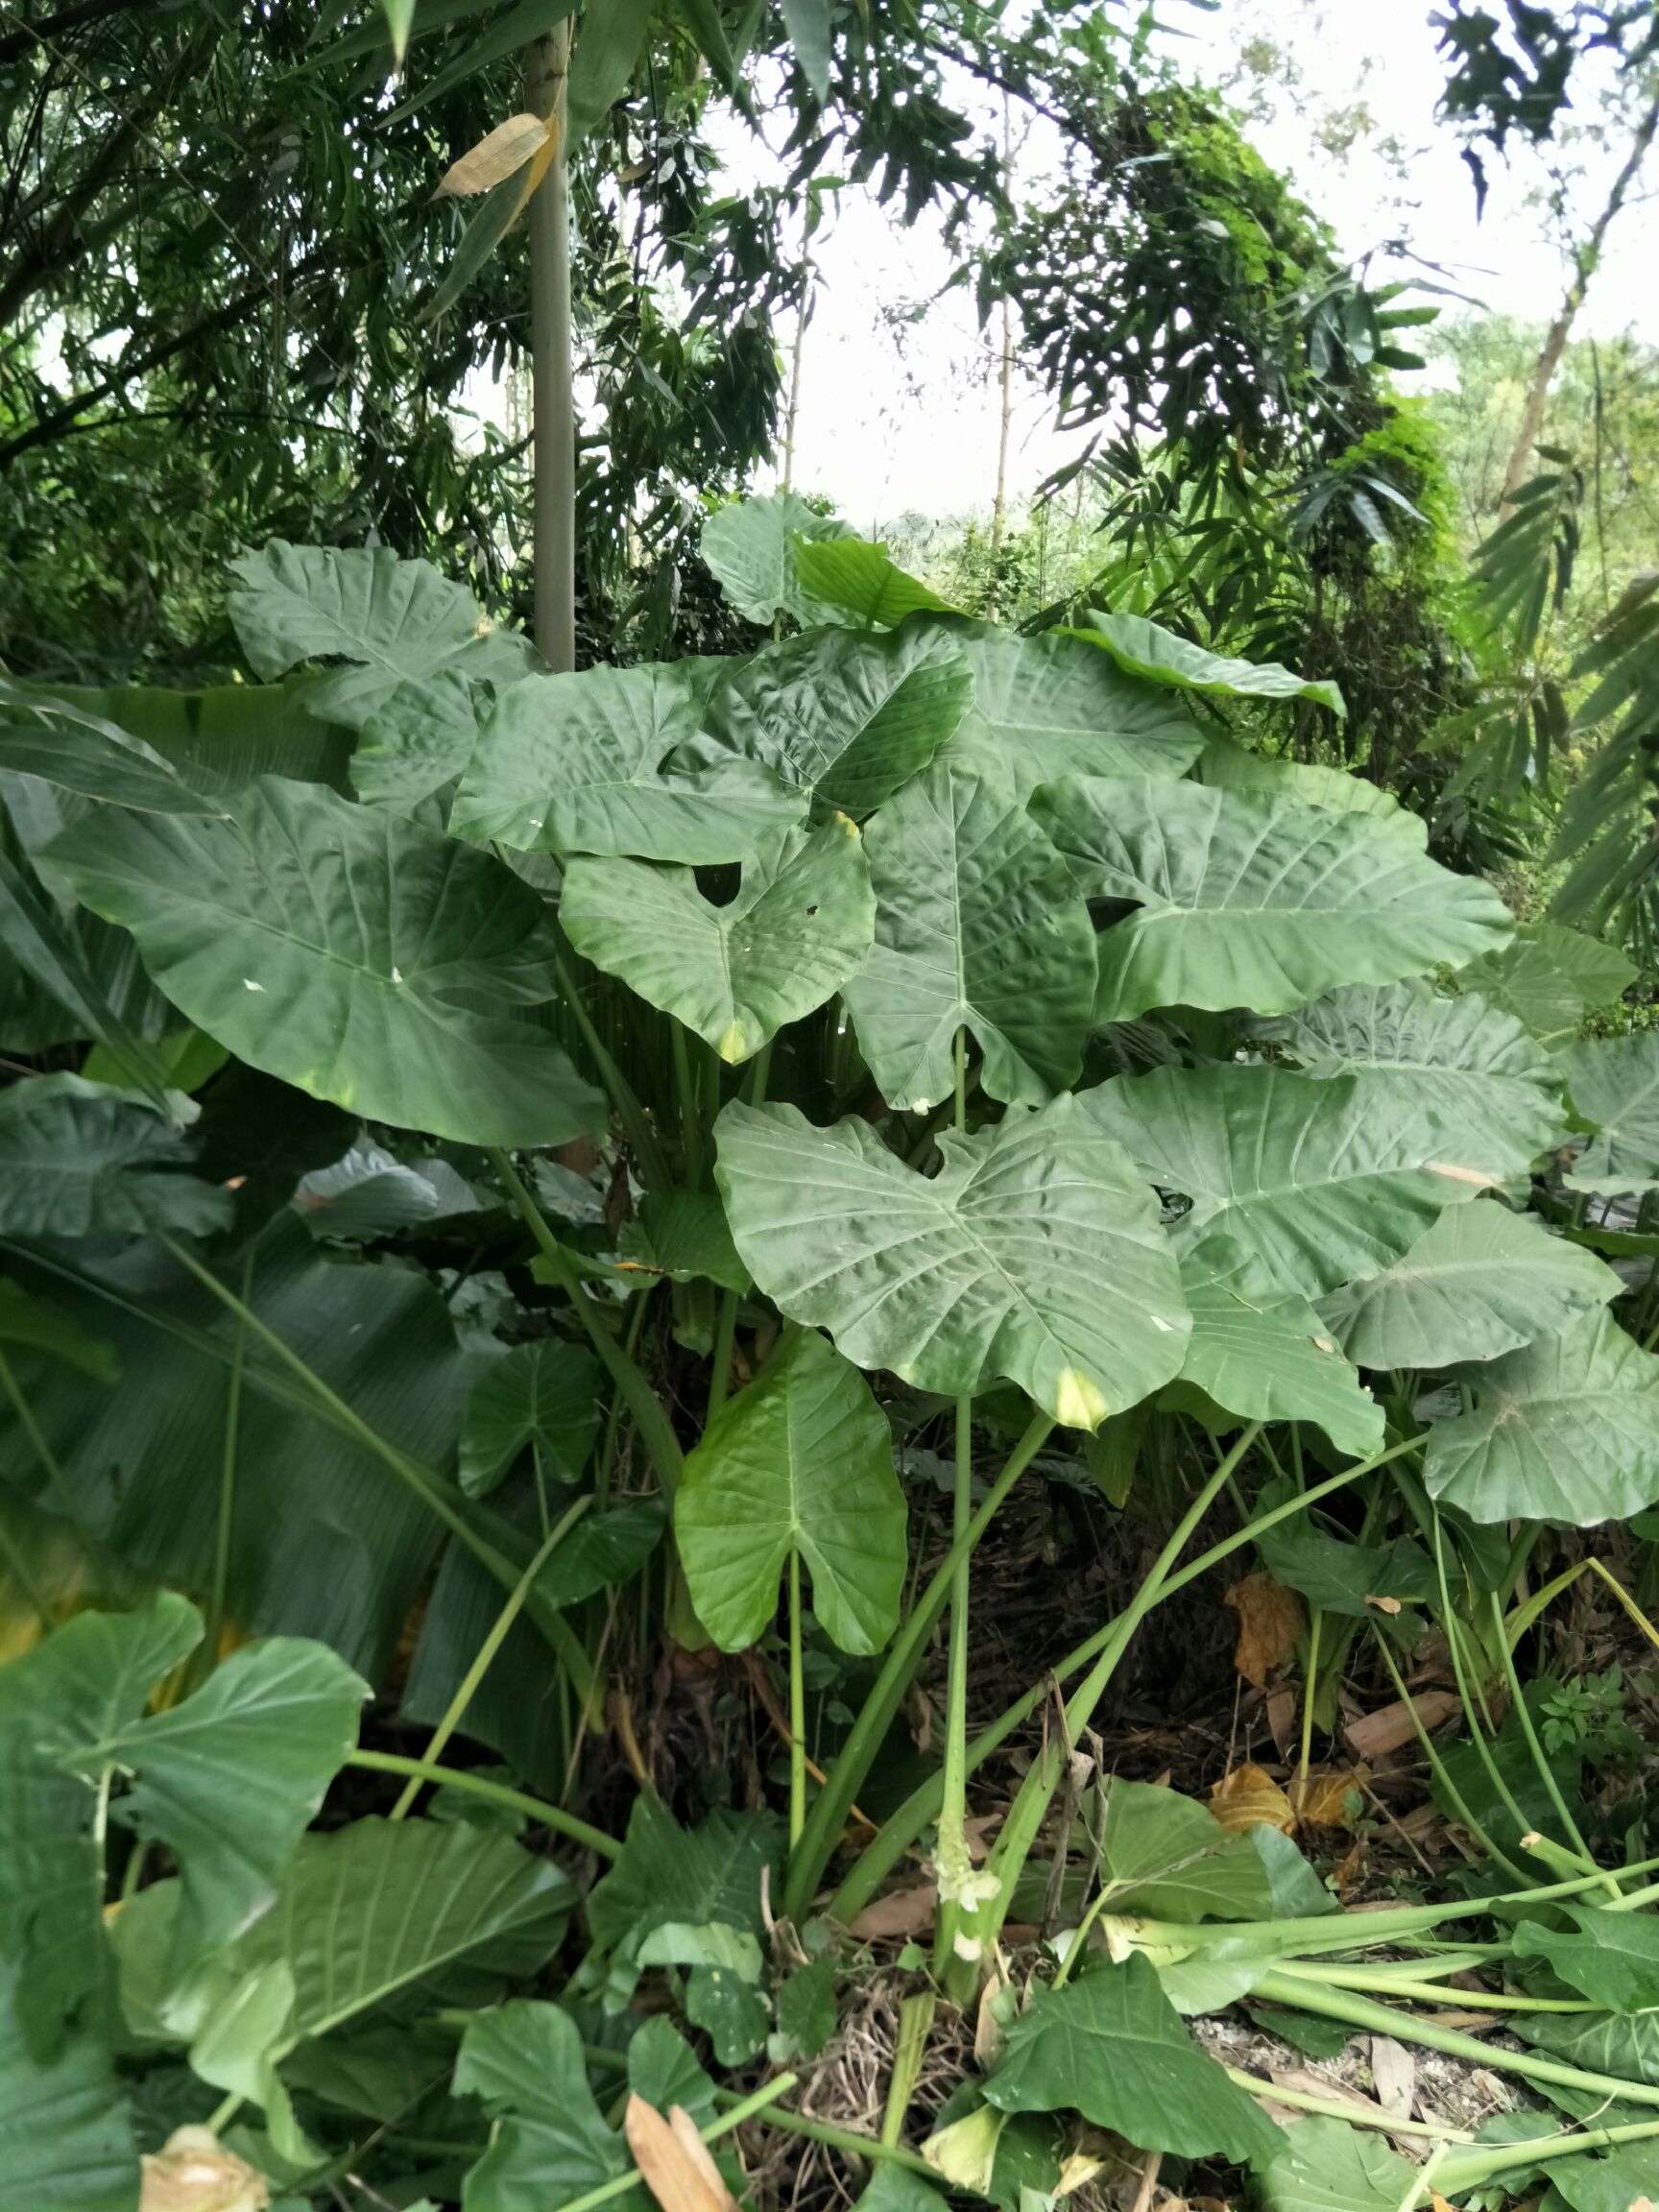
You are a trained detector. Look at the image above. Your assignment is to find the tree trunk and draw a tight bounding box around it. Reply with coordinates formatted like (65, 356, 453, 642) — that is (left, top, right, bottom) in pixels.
(1499, 83, 1659, 515)
(527, 24, 576, 671)
(985, 92, 1015, 619)
(781, 237, 812, 495)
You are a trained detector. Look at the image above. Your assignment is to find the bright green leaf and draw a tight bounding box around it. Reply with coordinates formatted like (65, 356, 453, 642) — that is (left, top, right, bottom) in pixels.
(460, 1340, 602, 1500)
(1193, 730, 1423, 842)
(1513, 1904, 1659, 2014)
(1460, 923, 1636, 1046)
(455, 2000, 631, 2212)
(700, 493, 854, 626)
(1563, 1030, 1659, 1191)
(1070, 608, 1345, 715)
(1252, 2114, 1415, 2212)
(790, 538, 952, 626)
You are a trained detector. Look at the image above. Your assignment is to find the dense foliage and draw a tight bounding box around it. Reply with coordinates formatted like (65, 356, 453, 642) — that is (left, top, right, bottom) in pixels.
(5, 517, 1659, 2206)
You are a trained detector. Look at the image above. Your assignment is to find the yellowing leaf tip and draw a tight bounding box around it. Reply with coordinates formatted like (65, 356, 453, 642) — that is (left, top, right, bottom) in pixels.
(1053, 1368, 1110, 1431)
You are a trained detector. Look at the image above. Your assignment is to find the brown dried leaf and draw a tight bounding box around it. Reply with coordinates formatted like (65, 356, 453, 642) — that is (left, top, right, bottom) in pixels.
(667, 2106, 738, 2211)
(139, 2129, 268, 2212)
(436, 111, 556, 198)
(1369, 2034, 1416, 2120)
(1344, 1691, 1461, 1761)
(1289, 1766, 1368, 1831)
(1363, 1593, 1402, 1615)
(1209, 1763, 1296, 1835)
(1224, 1574, 1305, 1686)
(623, 2095, 733, 2212)
(848, 1882, 937, 1940)
(1265, 1686, 1299, 1760)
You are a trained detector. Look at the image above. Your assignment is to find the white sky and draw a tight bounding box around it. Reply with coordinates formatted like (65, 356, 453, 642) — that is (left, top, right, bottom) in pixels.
(768, 0, 1659, 527)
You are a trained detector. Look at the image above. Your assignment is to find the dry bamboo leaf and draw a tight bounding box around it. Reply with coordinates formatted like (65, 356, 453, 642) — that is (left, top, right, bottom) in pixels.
(1209, 1762, 1296, 1835)
(849, 1881, 938, 1940)
(1265, 1685, 1299, 1759)
(667, 2105, 739, 2211)
(1289, 1765, 1369, 1831)
(623, 2094, 732, 2212)
(1344, 1691, 1461, 1761)
(1369, 2034, 1416, 2120)
(139, 2128, 268, 2212)
(436, 111, 556, 198)
(1224, 1573, 1305, 1686)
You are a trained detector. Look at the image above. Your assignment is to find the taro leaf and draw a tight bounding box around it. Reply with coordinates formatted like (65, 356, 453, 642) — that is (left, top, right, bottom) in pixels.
(1069, 607, 1345, 716)
(840, 757, 1096, 1110)
(448, 664, 805, 862)
(51, 777, 605, 1148)
(1260, 980, 1564, 1178)
(616, 1190, 749, 1292)
(1424, 1310, 1659, 1526)
(699, 491, 854, 627)
(684, 1960, 772, 2065)
(1563, 1031, 1659, 1191)
(586, 1797, 782, 1957)
(228, 541, 537, 726)
(1320, 1201, 1621, 1370)
(855, 2173, 951, 2212)
(791, 538, 953, 627)
(1031, 777, 1511, 1022)
(775, 1958, 838, 2059)
(714, 1096, 1190, 1430)
(1092, 1776, 1329, 1923)
(349, 668, 487, 812)
(934, 620, 1202, 799)
(626, 2014, 718, 2121)
(0, 1955, 135, 2212)
(534, 1500, 664, 1610)
(1082, 1064, 1496, 1299)
(1545, 2138, 1659, 2212)
(455, 2000, 635, 2212)
(1516, 2006, 1659, 2088)
(1193, 730, 1425, 843)
(1251, 2114, 1416, 2212)
(0, 1596, 366, 2040)
(0, 1075, 231, 1238)
(293, 1140, 481, 1240)
(981, 1953, 1283, 2164)
(693, 623, 974, 820)
(561, 820, 874, 1065)
(1250, 1486, 1434, 1622)
(676, 1330, 906, 1655)
(1175, 1242, 1383, 1460)
(1512, 1904, 1659, 2014)
(459, 1340, 602, 1499)
(1461, 922, 1636, 1044)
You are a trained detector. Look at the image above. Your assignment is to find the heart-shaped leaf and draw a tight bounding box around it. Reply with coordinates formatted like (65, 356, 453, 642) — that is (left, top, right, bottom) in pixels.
(51, 778, 605, 1147)
(1563, 1030, 1659, 1191)
(1460, 921, 1635, 1045)
(1069, 608, 1344, 715)
(1193, 730, 1423, 842)
(449, 664, 805, 862)
(1424, 1310, 1659, 1526)
(1083, 1064, 1495, 1298)
(677, 1330, 906, 1655)
(841, 757, 1096, 1110)
(694, 625, 973, 820)
(1033, 777, 1512, 1022)
(0, 1076, 230, 1238)
(460, 1341, 603, 1500)
(791, 538, 953, 627)
(701, 493, 854, 627)
(1252, 2115, 1416, 2212)
(1320, 1200, 1620, 1369)
(1512, 1904, 1659, 2014)
(561, 821, 874, 1064)
(714, 1096, 1189, 1428)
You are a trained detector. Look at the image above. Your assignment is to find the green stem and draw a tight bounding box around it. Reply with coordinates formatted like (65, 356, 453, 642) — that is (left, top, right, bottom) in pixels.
(201, 1247, 252, 1682)
(788, 1551, 806, 1849)
(932, 1389, 977, 1974)
(782, 1408, 1052, 1922)
(490, 1149, 684, 1495)
(1487, 1585, 1615, 1894)
(347, 1749, 619, 1860)
(1439, 2114, 1659, 2196)
(1371, 1628, 1529, 1883)
(554, 950, 667, 1187)
(706, 1046, 769, 1424)
(1224, 2068, 1469, 2142)
(391, 1495, 591, 1817)
(1278, 1959, 1593, 2011)
(831, 1431, 1427, 1924)
(1298, 1602, 1322, 1807)
(555, 2077, 800, 2212)
(671, 1022, 704, 1189)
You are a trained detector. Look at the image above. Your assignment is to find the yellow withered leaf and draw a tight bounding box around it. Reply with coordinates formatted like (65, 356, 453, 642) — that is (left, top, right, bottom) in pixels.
(436, 112, 556, 199)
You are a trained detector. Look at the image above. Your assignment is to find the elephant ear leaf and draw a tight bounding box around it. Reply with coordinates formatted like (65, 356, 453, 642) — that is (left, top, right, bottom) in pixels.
(1561, 1029, 1659, 1191)
(1032, 777, 1512, 1022)
(1068, 607, 1344, 714)
(841, 757, 1096, 1111)
(0, 1076, 231, 1238)
(714, 1096, 1189, 1429)
(677, 1330, 906, 1655)
(50, 779, 605, 1148)
(701, 492, 854, 628)
(1424, 1310, 1659, 1527)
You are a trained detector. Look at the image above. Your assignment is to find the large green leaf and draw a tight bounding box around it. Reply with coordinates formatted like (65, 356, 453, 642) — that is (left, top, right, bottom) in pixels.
(561, 821, 874, 1064)
(0, 1076, 230, 1238)
(699, 492, 854, 627)
(1320, 1201, 1621, 1370)
(1461, 921, 1637, 1044)
(1032, 777, 1511, 1022)
(51, 778, 604, 1147)
(459, 1341, 601, 1500)
(1563, 1030, 1659, 1191)
(934, 621, 1202, 799)
(714, 1097, 1190, 1430)
(1512, 1905, 1659, 2014)
(1252, 2115, 1415, 2212)
(981, 1953, 1283, 2164)
(15, 674, 353, 795)
(677, 1331, 905, 1655)
(1069, 608, 1344, 715)
(0, 847, 173, 1106)
(694, 624, 974, 820)
(1088, 1777, 1328, 1923)
(841, 758, 1095, 1111)
(448, 664, 805, 862)
(1515, 2006, 1659, 2088)
(1249, 1487, 1434, 1623)
(1260, 980, 1564, 1178)
(586, 1797, 783, 1955)
(228, 541, 537, 726)
(350, 668, 488, 812)
(1082, 1065, 1496, 1299)
(0, 1957, 135, 2212)
(1193, 730, 1424, 843)
(1424, 1310, 1659, 1526)
(792, 539, 953, 627)
(1175, 1242, 1383, 1459)
(0, 683, 225, 817)
(1547, 2141, 1659, 2212)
